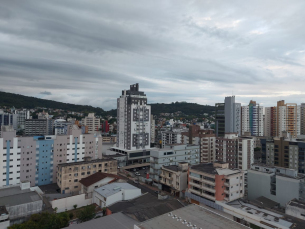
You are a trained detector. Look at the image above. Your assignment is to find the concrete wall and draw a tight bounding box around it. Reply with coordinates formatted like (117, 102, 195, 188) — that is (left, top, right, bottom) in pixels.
(248, 170, 300, 206)
(7, 200, 42, 220)
(51, 194, 92, 213)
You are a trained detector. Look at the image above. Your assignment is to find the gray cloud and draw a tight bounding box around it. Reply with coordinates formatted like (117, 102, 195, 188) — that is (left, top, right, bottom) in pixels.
(1, 0, 305, 110)
(39, 91, 52, 95)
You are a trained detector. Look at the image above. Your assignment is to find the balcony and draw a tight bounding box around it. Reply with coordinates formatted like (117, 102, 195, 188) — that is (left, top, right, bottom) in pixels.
(189, 181, 201, 188)
(202, 179, 215, 186)
(202, 186, 215, 193)
(224, 189, 229, 194)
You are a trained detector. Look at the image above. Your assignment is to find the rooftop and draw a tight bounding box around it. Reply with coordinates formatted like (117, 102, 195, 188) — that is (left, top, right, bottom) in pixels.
(0, 190, 41, 206)
(190, 163, 241, 176)
(108, 193, 184, 222)
(79, 172, 121, 187)
(135, 204, 247, 229)
(287, 199, 305, 210)
(57, 158, 116, 167)
(95, 183, 138, 198)
(62, 212, 137, 229)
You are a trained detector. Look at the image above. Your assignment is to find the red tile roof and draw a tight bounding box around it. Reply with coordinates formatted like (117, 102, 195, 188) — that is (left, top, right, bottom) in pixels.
(79, 172, 120, 187)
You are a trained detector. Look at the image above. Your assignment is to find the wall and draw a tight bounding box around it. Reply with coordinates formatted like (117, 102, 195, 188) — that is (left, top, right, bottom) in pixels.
(51, 194, 92, 213)
(7, 200, 42, 220)
(123, 189, 141, 200)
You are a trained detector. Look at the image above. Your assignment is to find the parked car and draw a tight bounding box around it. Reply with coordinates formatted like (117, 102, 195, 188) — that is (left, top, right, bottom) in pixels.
(133, 168, 137, 172)
(134, 180, 139, 184)
(154, 190, 159, 194)
(135, 172, 141, 176)
(142, 167, 146, 170)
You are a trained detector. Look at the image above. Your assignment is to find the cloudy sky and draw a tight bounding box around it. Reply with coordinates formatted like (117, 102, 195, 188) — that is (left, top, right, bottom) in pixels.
(1, 0, 305, 110)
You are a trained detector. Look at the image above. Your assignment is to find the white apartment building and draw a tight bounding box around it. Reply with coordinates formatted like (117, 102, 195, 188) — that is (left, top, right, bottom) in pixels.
(116, 83, 151, 150)
(151, 118, 155, 144)
(15, 109, 30, 130)
(81, 113, 100, 133)
(161, 131, 182, 148)
(54, 119, 72, 135)
(150, 144, 199, 188)
(241, 102, 264, 136)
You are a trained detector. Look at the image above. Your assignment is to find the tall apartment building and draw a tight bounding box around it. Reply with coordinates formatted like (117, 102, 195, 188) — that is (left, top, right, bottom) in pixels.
(25, 119, 54, 136)
(151, 118, 155, 144)
(215, 103, 225, 137)
(15, 109, 30, 130)
(241, 101, 264, 136)
(81, 113, 100, 133)
(150, 144, 199, 188)
(215, 133, 254, 171)
(187, 162, 245, 203)
(265, 100, 300, 138)
(181, 125, 216, 163)
(161, 131, 182, 148)
(215, 96, 241, 137)
(0, 110, 18, 131)
(301, 103, 305, 135)
(261, 135, 305, 173)
(57, 157, 117, 194)
(0, 126, 103, 187)
(116, 83, 151, 150)
(248, 164, 305, 206)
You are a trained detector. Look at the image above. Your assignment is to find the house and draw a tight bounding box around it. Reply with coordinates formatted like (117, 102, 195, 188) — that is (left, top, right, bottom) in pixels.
(93, 183, 141, 207)
(79, 172, 122, 198)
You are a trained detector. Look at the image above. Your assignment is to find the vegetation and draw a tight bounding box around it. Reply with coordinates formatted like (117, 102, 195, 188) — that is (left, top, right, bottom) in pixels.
(150, 102, 215, 116)
(9, 212, 69, 229)
(0, 92, 215, 117)
(76, 205, 96, 223)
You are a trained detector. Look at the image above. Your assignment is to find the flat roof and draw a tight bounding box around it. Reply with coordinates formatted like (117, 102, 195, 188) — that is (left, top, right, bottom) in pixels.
(95, 182, 139, 198)
(135, 204, 247, 229)
(79, 172, 120, 187)
(0, 191, 41, 206)
(108, 193, 184, 222)
(288, 199, 305, 210)
(62, 212, 137, 229)
(57, 158, 116, 167)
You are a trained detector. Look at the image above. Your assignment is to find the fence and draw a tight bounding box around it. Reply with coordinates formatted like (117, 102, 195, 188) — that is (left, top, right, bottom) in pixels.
(51, 194, 92, 213)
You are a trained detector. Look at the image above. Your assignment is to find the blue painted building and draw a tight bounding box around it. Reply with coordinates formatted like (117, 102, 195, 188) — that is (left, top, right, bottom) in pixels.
(34, 136, 54, 186)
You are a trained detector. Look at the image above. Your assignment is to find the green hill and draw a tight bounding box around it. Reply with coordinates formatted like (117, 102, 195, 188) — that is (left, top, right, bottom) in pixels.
(0, 91, 214, 117)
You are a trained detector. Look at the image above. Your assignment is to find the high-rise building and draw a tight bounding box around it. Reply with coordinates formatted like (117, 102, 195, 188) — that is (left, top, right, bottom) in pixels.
(116, 83, 151, 150)
(150, 118, 155, 144)
(181, 125, 216, 163)
(15, 109, 30, 130)
(300, 103, 305, 135)
(265, 100, 300, 138)
(54, 119, 72, 135)
(0, 110, 18, 132)
(260, 134, 305, 173)
(215, 103, 225, 137)
(215, 133, 254, 171)
(241, 101, 264, 136)
(102, 120, 109, 133)
(215, 96, 241, 137)
(81, 113, 100, 133)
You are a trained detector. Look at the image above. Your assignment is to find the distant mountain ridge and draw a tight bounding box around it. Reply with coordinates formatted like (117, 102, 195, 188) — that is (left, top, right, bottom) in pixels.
(0, 91, 214, 116)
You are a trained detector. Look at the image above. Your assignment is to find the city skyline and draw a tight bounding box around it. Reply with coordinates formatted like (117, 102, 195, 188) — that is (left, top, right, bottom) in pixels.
(1, 0, 305, 110)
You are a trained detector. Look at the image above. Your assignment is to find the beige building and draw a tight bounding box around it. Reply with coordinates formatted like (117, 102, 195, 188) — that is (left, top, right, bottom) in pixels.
(160, 162, 188, 197)
(57, 157, 117, 194)
(188, 162, 245, 203)
(82, 113, 100, 133)
(181, 125, 216, 163)
(102, 135, 117, 143)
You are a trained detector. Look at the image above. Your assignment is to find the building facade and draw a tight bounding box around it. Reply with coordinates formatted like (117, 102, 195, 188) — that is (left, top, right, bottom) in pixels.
(241, 101, 264, 136)
(215, 133, 254, 171)
(188, 162, 245, 202)
(54, 119, 72, 135)
(0, 110, 17, 132)
(0, 126, 103, 187)
(57, 158, 117, 194)
(160, 162, 188, 197)
(25, 118, 54, 136)
(116, 83, 151, 151)
(181, 126, 216, 163)
(81, 113, 100, 133)
(15, 109, 30, 130)
(261, 135, 305, 173)
(247, 164, 305, 206)
(150, 144, 199, 186)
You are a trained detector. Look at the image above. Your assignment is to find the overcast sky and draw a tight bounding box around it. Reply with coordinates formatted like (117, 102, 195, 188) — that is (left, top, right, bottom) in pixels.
(1, 0, 305, 110)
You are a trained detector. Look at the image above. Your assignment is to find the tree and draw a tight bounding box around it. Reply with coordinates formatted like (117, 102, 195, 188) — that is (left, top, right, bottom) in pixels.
(77, 205, 96, 223)
(69, 212, 74, 219)
(73, 204, 77, 210)
(54, 207, 58, 213)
